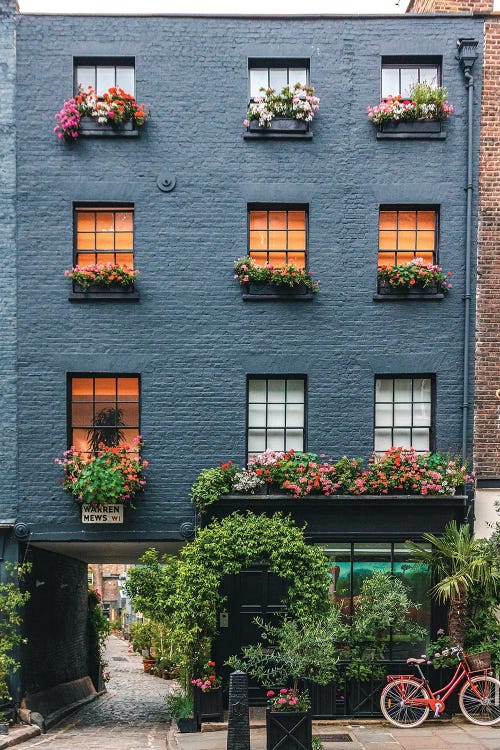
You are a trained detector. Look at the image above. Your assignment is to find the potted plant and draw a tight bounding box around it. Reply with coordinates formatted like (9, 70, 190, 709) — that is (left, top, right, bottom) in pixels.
(65, 263, 139, 295)
(191, 660, 224, 729)
(244, 83, 319, 134)
(166, 689, 196, 733)
(234, 257, 319, 297)
(367, 82, 453, 135)
(227, 610, 346, 748)
(377, 258, 452, 297)
(54, 86, 149, 140)
(55, 437, 148, 508)
(129, 621, 156, 671)
(266, 689, 312, 750)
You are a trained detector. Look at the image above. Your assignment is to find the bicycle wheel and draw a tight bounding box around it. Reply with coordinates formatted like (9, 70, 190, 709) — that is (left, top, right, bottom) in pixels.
(459, 675, 500, 726)
(380, 678, 430, 728)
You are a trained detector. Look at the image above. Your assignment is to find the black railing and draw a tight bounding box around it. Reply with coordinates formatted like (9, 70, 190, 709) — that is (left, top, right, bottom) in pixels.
(304, 662, 458, 719)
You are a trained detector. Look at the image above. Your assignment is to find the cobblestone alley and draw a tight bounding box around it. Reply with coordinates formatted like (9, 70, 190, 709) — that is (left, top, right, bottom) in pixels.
(21, 636, 170, 750)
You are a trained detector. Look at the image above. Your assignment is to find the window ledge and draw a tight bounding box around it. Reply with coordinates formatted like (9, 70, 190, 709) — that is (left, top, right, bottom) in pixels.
(244, 131, 313, 141)
(69, 291, 140, 302)
(373, 293, 444, 301)
(376, 131, 446, 141)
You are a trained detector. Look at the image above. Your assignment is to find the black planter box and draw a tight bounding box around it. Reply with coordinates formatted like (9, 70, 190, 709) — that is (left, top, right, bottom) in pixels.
(374, 280, 445, 301)
(79, 116, 139, 137)
(177, 717, 197, 733)
(266, 708, 312, 750)
(243, 281, 313, 301)
(69, 283, 139, 302)
(376, 118, 445, 140)
(193, 687, 224, 729)
(245, 118, 312, 140)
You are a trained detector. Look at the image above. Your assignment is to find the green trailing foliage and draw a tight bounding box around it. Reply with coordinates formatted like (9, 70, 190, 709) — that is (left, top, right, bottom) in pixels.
(88, 588, 110, 683)
(0, 563, 31, 703)
(171, 512, 331, 683)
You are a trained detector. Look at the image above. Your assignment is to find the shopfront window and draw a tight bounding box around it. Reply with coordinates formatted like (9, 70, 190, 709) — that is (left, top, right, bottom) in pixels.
(323, 542, 430, 660)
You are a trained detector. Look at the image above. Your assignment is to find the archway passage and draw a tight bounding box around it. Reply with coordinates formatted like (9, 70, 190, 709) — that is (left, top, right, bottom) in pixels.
(16, 540, 181, 726)
(173, 512, 331, 679)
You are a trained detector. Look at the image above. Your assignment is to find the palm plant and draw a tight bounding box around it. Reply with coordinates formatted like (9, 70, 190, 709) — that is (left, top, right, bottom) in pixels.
(407, 522, 500, 646)
(87, 407, 125, 453)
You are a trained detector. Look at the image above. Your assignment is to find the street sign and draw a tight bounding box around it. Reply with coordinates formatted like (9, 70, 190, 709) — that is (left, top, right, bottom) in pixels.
(81, 504, 124, 524)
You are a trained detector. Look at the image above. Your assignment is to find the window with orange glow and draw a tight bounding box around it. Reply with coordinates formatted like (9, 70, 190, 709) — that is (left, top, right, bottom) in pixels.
(378, 208, 437, 268)
(248, 208, 307, 269)
(69, 375, 140, 453)
(74, 207, 134, 268)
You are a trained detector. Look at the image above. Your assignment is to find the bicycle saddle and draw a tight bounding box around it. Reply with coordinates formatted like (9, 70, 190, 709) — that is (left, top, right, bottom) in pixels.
(407, 658, 426, 664)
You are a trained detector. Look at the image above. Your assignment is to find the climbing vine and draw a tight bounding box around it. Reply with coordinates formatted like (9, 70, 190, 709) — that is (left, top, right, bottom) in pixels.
(171, 511, 331, 679)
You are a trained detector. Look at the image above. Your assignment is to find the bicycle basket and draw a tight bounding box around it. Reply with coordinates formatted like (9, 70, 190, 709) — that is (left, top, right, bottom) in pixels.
(467, 651, 491, 670)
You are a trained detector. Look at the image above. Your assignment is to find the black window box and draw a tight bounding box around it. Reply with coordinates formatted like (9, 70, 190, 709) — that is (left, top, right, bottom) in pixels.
(374, 280, 444, 301)
(376, 119, 446, 140)
(69, 284, 139, 302)
(244, 118, 313, 140)
(79, 116, 139, 138)
(242, 281, 314, 301)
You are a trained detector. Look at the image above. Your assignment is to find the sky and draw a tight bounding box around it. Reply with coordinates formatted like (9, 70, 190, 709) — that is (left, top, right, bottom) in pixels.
(19, 0, 408, 15)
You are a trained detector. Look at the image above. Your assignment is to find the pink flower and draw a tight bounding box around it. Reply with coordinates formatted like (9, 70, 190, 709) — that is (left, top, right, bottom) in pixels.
(279, 688, 288, 694)
(243, 119, 249, 127)
(266, 690, 275, 697)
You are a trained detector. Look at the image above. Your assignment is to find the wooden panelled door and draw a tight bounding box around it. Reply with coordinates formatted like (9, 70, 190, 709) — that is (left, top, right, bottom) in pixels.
(214, 566, 288, 704)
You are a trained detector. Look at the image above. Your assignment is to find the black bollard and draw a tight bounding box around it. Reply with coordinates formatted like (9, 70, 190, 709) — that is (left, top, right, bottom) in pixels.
(227, 670, 250, 750)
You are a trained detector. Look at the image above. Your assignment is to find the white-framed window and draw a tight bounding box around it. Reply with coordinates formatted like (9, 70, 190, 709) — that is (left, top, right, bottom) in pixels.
(381, 57, 440, 99)
(374, 377, 433, 455)
(249, 59, 309, 100)
(74, 57, 135, 97)
(247, 376, 306, 461)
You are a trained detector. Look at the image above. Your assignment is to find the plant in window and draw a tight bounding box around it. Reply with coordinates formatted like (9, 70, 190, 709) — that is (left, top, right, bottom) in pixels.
(377, 258, 452, 293)
(54, 86, 149, 140)
(367, 82, 453, 126)
(244, 83, 319, 128)
(234, 256, 319, 292)
(87, 407, 126, 453)
(65, 263, 139, 291)
(55, 436, 148, 507)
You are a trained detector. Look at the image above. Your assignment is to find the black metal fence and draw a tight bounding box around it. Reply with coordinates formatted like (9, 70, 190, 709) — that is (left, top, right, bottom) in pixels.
(304, 662, 458, 719)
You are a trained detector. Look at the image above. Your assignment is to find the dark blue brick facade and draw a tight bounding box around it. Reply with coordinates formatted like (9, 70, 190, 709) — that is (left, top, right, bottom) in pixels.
(10, 13, 482, 547)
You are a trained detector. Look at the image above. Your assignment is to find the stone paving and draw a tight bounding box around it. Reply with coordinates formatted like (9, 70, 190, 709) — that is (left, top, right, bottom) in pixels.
(172, 719, 500, 750)
(13, 637, 500, 750)
(20, 635, 171, 750)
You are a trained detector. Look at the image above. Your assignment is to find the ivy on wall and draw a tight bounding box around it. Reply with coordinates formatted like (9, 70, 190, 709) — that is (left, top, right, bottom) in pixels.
(171, 511, 331, 678)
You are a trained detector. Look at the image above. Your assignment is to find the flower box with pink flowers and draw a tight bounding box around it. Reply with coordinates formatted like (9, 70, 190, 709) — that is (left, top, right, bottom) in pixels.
(367, 83, 453, 140)
(244, 83, 319, 139)
(54, 86, 149, 140)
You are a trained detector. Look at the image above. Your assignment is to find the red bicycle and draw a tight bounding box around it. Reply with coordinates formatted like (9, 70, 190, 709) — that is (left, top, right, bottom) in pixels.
(380, 646, 500, 727)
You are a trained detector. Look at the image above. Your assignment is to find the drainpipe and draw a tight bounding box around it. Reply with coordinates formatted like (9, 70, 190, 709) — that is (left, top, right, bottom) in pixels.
(456, 39, 479, 460)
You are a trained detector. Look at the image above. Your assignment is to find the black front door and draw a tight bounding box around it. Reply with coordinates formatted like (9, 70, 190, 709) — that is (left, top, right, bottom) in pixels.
(214, 565, 288, 704)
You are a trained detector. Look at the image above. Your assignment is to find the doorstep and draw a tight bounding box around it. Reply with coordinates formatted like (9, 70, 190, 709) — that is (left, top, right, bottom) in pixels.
(0, 725, 41, 749)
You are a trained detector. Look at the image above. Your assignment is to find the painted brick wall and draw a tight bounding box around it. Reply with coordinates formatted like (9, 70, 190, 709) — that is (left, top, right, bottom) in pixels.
(407, 0, 500, 481)
(14, 14, 482, 544)
(0, 0, 17, 520)
(21, 547, 89, 693)
(407, 0, 494, 12)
